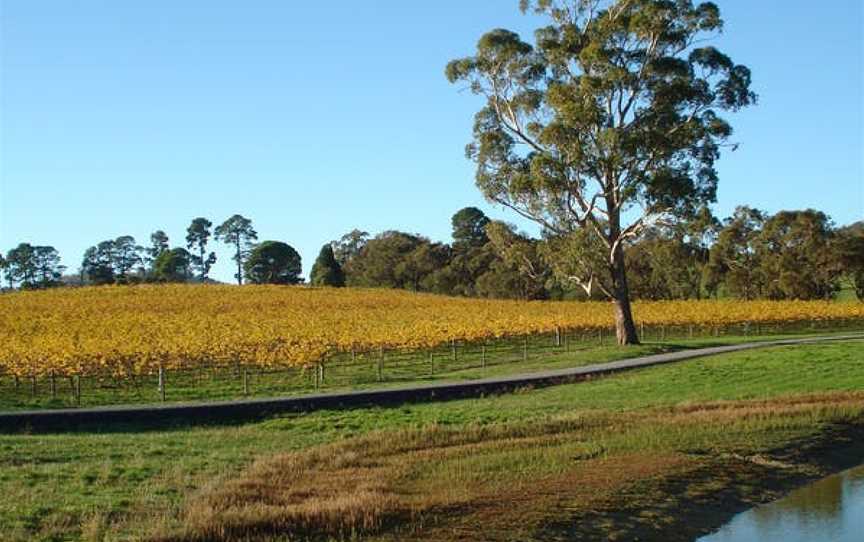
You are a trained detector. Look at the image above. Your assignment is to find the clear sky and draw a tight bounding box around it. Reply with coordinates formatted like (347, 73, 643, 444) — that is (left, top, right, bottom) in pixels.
(1, 1, 862, 282)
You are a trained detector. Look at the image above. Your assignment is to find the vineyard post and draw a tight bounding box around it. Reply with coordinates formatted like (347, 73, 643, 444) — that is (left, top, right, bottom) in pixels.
(661, 325, 666, 341)
(640, 322, 645, 340)
(451, 339, 457, 363)
(429, 350, 434, 375)
(555, 327, 561, 348)
(481, 343, 487, 368)
(377, 346, 384, 382)
(75, 375, 81, 406)
(565, 332, 570, 353)
(319, 363, 325, 387)
(242, 366, 249, 396)
(523, 336, 528, 361)
(14, 375, 19, 390)
(158, 365, 166, 402)
(50, 370, 56, 399)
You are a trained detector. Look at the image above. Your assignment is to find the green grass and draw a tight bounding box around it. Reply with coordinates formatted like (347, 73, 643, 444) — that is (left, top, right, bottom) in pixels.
(3, 325, 861, 411)
(1, 339, 862, 540)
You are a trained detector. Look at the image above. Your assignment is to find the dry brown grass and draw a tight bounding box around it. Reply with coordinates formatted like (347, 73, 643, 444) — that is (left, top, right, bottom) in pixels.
(156, 392, 864, 542)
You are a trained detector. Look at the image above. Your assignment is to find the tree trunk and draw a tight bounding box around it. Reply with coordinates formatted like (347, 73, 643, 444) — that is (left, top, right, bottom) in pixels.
(610, 245, 640, 345)
(199, 246, 206, 280)
(235, 240, 243, 285)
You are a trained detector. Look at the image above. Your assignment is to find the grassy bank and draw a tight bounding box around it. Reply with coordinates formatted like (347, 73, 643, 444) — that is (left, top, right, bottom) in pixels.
(1, 339, 862, 540)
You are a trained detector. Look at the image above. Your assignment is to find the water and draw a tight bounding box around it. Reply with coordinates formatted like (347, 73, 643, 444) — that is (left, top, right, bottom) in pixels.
(697, 464, 864, 542)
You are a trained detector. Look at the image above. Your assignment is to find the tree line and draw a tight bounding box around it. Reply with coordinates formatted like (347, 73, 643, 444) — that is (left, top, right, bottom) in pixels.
(2, 206, 862, 301)
(319, 206, 864, 302)
(0, 214, 302, 289)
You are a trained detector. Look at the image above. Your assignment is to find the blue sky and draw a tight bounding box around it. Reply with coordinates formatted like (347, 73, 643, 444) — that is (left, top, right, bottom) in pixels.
(1, 1, 862, 282)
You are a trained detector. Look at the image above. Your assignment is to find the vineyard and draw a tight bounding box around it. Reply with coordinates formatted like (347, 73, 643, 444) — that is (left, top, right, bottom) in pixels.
(3, 285, 864, 379)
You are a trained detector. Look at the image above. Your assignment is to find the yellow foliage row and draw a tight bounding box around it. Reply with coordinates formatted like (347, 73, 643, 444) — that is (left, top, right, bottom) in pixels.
(1, 284, 862, 377)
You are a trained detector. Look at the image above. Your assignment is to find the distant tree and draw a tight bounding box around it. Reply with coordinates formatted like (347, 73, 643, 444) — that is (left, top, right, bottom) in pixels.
(757, 210, 840, 300)
(451, 207, 490, 248)
(4, 244, 36, 287)
(0, 254, 7, 289)
(622, 212, 718, 301)
(79, 236, 142, 285)
(153, 247, 193, 282)
(33, 246, 65, 287)
(482, 222, 549, 299)
(347, 231, 437, 290)
(704, 207, 766, 299)
(332, 229, 369, 267)
(186, 217, 217, 280)
(837, 225, 864, 301)
(244, 241, 302, 285)
(112, 236, 144, 283)
(310, 244, 345, 287)
(445, 241, 498, 297)
(397, 241, 451, 292)
(4, 243, 65, 289)
(146, 231, 170, 268)
(625, 230, 703, 300)
(445, 208, 496, 296)
(215, 215, 258, 285)
(475, 262, 535, 300)
(81, 241, 117, 285)
(447, 0, 755, 343)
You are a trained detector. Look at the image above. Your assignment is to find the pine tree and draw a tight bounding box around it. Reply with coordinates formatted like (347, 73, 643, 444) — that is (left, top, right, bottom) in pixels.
(310, 244, 345, 287)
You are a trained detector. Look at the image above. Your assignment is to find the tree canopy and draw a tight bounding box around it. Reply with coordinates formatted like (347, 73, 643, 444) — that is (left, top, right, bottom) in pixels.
(3, 243, 65, 289)
(186, 218, 217, 280)
(310, 244, 345, 287)
(215, 215, 258, 285)
(244, 241, 303, 285)
(153, 247, 194, 283)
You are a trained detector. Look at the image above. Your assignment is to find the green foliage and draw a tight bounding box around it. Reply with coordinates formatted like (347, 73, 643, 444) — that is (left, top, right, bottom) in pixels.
(244, 241, 302, 285)
(153, 247, 193, 283)
(346, 231, 450, 292)
(706, 208, 842, 300)
(482, 221, 549, 299)
(443, 208, 496, 296)
(215, 215, 258, 285)
(81, 236, 143, 285)
(331, 229, 369, 267)
(540, 227, 609, 299)
(451, 207, 491, 248)
(758, 210, 840, 300)
(146, 230, 169, 266)
(80, 242, 116, 285)
(704, 206, 766, 299)
(112, 236, 144, 282)
(836, 223, 864, 301)
(3, 243, 65, 289)
(310, 244, 345, 287)
(186, 218, 217, 280)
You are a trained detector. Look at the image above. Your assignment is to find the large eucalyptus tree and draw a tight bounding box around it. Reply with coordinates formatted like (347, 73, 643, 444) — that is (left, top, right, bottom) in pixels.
(447, 0, 755, 343)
